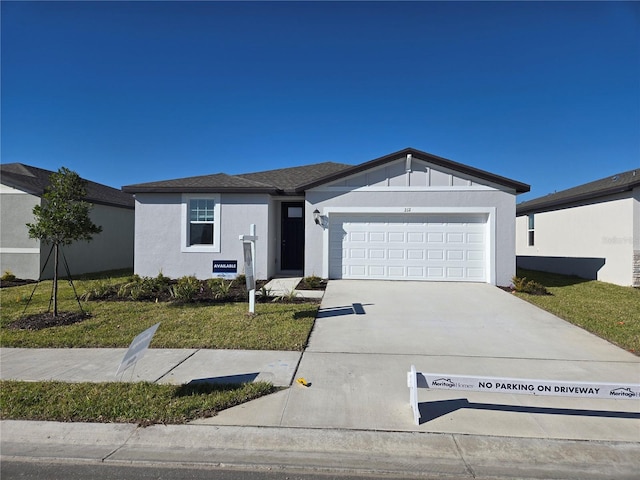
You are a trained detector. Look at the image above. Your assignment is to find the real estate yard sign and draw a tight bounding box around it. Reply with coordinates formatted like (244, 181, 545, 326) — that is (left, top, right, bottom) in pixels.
(116, 323, 160, 376)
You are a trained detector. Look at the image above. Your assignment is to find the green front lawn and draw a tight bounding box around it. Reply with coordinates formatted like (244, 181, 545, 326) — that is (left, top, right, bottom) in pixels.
(514, 269, 640, 355)
(0, 272, 317, 350)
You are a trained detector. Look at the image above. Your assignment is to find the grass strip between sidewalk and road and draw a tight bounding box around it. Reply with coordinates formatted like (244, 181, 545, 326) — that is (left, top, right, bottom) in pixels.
(514, 269, 639, 355)
(0, 380, 277, 425)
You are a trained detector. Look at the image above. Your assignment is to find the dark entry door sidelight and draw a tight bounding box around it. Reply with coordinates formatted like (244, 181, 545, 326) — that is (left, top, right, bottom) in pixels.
(281, 202, 304, 270)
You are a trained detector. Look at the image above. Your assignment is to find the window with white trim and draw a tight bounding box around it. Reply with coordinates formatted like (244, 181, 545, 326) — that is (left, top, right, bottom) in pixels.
(181, 194, 221, 252)
(189, 199, 215, 245)
(527, 214, 535, 246)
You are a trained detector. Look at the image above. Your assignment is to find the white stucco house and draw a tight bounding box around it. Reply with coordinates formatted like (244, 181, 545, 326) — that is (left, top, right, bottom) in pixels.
(0, 163, 135, 280)
(516, 169, 640, 287)
(122, 148, 529, 286)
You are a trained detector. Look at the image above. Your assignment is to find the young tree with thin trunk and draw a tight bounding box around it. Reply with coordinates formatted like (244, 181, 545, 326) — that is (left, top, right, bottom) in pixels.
(27, 167, 102, 316)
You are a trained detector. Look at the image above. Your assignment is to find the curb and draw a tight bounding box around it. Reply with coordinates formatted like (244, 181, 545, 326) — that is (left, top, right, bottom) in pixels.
(2, 420, 639, 479)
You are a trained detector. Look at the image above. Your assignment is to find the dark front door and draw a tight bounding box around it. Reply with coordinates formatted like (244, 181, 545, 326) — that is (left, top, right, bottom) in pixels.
(281, 202, 304, 270)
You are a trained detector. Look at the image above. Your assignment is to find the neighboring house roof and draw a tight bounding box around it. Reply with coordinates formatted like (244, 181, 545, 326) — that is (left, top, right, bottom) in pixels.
(0, 163, 135, 209)
(122, 148, 529, 195)
(517, 168, 640, 215)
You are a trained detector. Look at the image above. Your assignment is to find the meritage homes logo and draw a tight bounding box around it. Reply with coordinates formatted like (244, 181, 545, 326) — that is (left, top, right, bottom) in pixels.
(430, 378, 474, 389)
(431, 378, 456, 388)
(609, 387, 638, 398)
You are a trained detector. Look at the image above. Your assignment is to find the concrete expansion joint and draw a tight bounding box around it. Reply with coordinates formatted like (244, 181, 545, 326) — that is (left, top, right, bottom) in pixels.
(152, 348, 201, 383)
(452, 434, 477, 479)
(101, 425, 143, 463)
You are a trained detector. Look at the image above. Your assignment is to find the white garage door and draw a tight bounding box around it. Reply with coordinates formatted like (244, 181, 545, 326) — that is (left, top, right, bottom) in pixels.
(329, 213, 488, 282)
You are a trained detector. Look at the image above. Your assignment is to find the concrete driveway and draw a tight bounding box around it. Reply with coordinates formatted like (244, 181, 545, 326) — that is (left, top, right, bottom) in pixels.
(201, 280, 640, 441)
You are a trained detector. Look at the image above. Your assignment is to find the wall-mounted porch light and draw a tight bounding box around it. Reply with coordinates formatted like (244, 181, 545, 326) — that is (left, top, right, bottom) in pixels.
(313, 209, 321, 225)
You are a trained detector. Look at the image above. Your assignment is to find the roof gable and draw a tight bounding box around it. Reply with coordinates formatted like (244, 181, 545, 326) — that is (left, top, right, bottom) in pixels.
(316, 157, 503, 190)
(1, 163, 134, 209)
(517, 169, 640, 214)
(297, 148, 530, 193)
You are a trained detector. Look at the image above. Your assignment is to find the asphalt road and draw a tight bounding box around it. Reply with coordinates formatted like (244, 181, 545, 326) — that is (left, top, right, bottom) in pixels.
(1, 459, 430, 480)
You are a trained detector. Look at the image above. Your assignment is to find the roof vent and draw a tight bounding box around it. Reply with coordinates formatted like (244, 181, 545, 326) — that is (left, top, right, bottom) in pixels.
(612, 175, 619, 182)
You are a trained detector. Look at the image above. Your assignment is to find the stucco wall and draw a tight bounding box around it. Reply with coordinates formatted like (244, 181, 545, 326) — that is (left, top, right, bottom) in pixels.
(0, 184, 134, 279)
(0, 186, 41, 279)
(515, 192, 634, 286)
(305, 189, 517, 286)
(41, 203, 134, 278)
(134, 193, 271, 280)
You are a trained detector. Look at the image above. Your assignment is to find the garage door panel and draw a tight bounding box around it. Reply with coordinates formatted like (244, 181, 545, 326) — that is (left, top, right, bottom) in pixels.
(329, 213, 488, 282)
(428, 233, 444, 243)
(407, 249, 424, 260)
(388, 249, 405, 259)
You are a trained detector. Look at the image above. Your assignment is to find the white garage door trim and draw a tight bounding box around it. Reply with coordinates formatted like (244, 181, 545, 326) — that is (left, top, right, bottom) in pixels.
(321, 207, 496, 284)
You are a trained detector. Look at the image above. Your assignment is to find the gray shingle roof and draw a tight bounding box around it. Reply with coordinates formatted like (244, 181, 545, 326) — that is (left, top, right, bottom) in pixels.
(237, 162, 353, 191)
(122, 148, 529, 195)
(1, 163, 134, 209)
(122, 173, 276, 193)
(122, 162, 352, 194)
(517, 168, 640, 215)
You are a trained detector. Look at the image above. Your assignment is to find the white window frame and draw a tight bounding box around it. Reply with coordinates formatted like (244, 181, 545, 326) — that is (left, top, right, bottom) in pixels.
(181, 194, 221, 253)
(527, 214, 535, 246)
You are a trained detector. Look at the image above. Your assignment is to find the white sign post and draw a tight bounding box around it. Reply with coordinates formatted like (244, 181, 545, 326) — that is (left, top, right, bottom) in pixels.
(239, 224, 257, 314)
(116, 323, 160, 377)
(408, 365, 640, 425)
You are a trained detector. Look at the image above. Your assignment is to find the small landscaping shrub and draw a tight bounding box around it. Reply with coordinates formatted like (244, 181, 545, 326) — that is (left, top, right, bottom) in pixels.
(80, 280, 117, 301)
(302, 275, 322, 289)
(512, 276, 549, 295)
(207, 278, 234, 299)
(273, 288, 301, 303)
(170, 275, 201, 302)
(257, 285, 273, 302)
(1, 270, 16, 282)
(118, 273, 172, 301)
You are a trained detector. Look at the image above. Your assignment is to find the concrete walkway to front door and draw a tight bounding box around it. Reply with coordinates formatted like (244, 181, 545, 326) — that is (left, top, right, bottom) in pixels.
(205, 280, 639, 442)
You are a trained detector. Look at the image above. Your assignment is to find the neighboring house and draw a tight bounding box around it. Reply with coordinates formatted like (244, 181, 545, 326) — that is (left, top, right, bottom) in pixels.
(122, 148, 529, 286)
(1, 163, 135, 280)
(516, 169, 640, 287)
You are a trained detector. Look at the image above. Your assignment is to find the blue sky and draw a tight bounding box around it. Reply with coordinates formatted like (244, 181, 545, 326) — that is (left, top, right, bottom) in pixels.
(2, 1, 638, 201)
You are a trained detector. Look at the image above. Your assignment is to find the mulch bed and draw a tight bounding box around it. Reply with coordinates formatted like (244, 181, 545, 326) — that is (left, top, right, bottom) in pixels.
(0, 279, 37, 289)
(8, 311, 92, 331)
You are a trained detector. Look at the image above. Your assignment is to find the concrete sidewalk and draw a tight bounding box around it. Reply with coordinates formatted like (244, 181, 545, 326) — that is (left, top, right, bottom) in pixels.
(0, 348, 301, 387)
